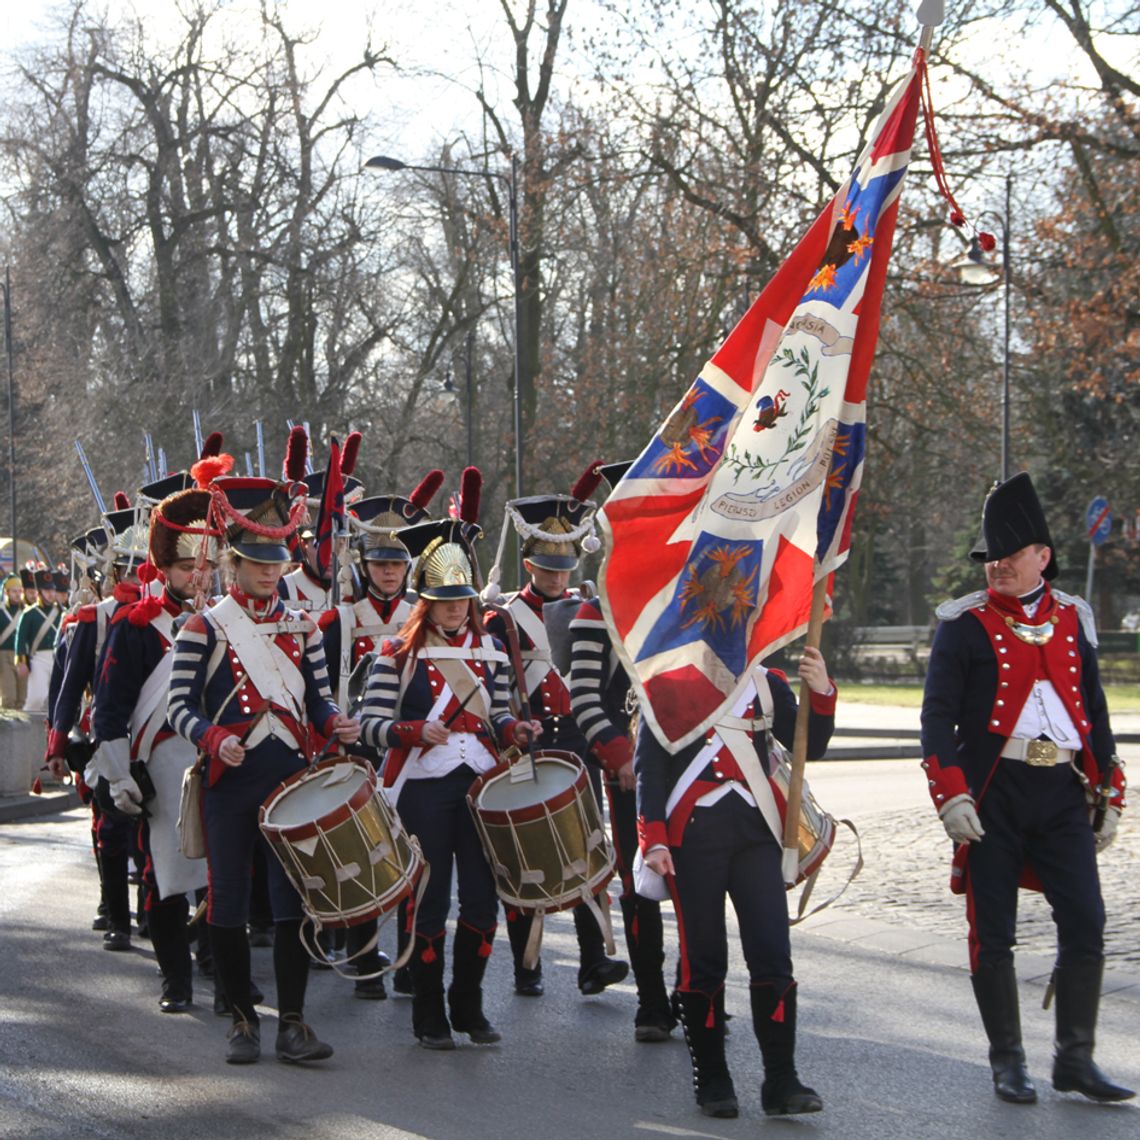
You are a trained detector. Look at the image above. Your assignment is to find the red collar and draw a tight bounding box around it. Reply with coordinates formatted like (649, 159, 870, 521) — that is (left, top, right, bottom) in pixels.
(985, 583, 1054, 623)
(520, 582, 565, 612)
(366, 590, 404, 621)
(229, 585, 283, 622)
(301, 561, 330, 588)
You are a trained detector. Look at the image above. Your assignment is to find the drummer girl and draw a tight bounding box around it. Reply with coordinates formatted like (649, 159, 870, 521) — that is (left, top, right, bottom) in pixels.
(636, 649, 836, 1120)
(358, 486, 541, 1050)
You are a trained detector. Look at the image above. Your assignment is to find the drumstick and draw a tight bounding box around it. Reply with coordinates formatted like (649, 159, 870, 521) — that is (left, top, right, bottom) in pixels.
(442, 685, 478, 728)
(485, 603, 539, 782)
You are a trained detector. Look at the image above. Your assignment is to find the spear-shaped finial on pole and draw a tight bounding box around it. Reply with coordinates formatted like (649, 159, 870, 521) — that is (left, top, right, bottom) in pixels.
(917, 0, 945, 52)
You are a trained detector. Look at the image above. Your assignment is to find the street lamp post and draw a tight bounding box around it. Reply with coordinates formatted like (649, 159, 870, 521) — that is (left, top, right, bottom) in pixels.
(365, 153, 523, 503)
(951, 172, 1013, 482)
(1, 269, 17, 574)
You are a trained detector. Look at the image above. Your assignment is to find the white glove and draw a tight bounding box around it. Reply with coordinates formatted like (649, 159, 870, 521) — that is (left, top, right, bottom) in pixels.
(109, 777, 144, 816)
(92, 738, 143, 816)
(1094, 807, 1121, 853)
(939, 794, 985, 843)
(633, 847, 670, 901)
(91, 737, 132, 782)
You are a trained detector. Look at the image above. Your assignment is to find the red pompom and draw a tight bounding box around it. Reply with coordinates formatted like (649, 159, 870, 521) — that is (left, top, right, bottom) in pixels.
(949, 210, 966, 227)
(977, 231, 997, 253)
(113, 491, 131, 510)
(284, 426, 308, 482)
(31, 777, 43, 796)
(190, 453, 235, 489)
(199, 431, 223, 459)
(459, 466, 482, 525)
(136, 560, 159, 584)
(409, 469, 445, 511)
(571, 460, 603, 503)
(340, 431, 362, 476)
(128, 593, 164, 627)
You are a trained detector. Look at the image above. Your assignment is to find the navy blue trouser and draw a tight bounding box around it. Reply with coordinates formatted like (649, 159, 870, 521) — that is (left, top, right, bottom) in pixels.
(606, 774, 665, 954)
(670, 792, 792, 996)
(966, 759, 1104, 971)
(398, 764, 497, 934)
(203, 742, 306, 927)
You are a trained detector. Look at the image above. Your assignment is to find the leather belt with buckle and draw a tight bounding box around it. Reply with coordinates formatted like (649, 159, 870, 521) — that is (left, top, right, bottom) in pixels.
(1000, 739, 1074, 766)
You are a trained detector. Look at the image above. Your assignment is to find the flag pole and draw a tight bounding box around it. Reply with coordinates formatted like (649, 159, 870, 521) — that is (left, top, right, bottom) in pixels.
(782, 574, 828, 885)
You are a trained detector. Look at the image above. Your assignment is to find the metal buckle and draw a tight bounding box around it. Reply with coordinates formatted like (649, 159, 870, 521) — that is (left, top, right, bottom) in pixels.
(1025, 740, 1058, 766)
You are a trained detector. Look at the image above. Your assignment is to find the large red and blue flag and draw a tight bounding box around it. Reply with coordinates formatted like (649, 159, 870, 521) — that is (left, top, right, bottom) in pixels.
(600, 55, 925, 752)
(314, 435, 345, 582)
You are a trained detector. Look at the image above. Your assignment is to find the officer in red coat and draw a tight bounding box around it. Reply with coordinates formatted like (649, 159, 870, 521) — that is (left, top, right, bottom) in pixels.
(921, 472, 1131, 1105)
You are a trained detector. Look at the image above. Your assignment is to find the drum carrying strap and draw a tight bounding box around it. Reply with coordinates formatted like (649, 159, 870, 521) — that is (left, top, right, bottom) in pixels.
(510, 597, 557, 697)
(297, 856, 431, 982)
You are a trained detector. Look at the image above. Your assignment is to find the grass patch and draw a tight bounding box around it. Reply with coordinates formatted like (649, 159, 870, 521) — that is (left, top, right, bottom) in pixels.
(833, 681, 1140, 714)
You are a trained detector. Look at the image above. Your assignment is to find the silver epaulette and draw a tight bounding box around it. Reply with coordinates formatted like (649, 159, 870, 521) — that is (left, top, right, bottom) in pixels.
(1051, 589, 1098, 648)
(934, 590, 987, 622)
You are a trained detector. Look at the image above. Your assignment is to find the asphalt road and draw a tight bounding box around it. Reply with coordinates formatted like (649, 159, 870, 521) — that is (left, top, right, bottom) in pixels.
(1, 761, 1137, 1140)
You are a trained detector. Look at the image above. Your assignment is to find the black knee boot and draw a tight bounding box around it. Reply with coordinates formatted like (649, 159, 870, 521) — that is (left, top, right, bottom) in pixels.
(392, 899, 415, 996)
(970, 961, 1036, 1103)
(751, 983, 822, 1116)
(448, 922, 501, 1044)
(1052, 957, 1135, 1102)
(210, 923, 260, 1064)
(506, 907, 543, 995)
(411, 931, 454, 1050)
(147, 896, 193, 1011)
(272, 919, 333, 1064)
(346, 918, 388, 999)
(100, 850, 132, 950)
(621, 893, 674, 1040)
(575, 901, 628, 994)
(677, 989, 738, 1117)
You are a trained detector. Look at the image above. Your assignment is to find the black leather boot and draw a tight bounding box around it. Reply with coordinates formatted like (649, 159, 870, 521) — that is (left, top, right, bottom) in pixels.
(506, 907, 543, 996)
(970, 961, 1037, 1104)
(621, 892, 675, 1042)
(448, 922, 502, 1044)
(100, 850, 132, 950)
(411, 931, 454, 1050)
(346, 918, 388, 1000)
(575, 902, 628, 994)
(677, 990, 738, 1118)
(752, 983, 822, 1116)
(1052, 957, 1135, 1102)
(148, 896, 193, 1012)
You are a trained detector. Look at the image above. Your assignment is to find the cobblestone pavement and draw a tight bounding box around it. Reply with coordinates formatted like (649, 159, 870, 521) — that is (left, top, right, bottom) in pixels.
(798, 730, 1139, 978)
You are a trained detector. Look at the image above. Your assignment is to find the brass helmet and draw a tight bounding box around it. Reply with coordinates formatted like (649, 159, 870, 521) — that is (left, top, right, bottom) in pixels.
(400, 519, 483, 600)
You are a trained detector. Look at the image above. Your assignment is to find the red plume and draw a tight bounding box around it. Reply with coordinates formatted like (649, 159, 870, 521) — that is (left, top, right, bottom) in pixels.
(340, 431, 362, 476)
(459, 466, 482, 525)
(284, 426, 308, 482)
(571, 461, 603, 503)
(113, 491, 130, 510)
(191, 453, 235, 488)
(409, 469, 445, 511)
(199, 431, 223, 459)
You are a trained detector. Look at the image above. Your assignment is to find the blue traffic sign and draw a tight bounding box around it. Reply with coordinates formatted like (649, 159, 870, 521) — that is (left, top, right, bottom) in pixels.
(1086, 496, 1112, 546)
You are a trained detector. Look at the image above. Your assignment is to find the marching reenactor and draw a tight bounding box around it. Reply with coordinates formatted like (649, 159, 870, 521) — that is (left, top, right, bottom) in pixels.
(47, 491, 163, 948)
(317, 468, 444, 999)
(357, 470, 542, 1050)
(483, 469, 629, 998)
(636, 653, 835, 1119)
(921, 472, 1132, 1105)
(278, 431, 364, 613)
(88, 486, 221, 1012)
(16, 564, 62, 713)
(0, 572, 26, 709)
(569, 459, 676, 1041)
(168, 441, 360, 1065)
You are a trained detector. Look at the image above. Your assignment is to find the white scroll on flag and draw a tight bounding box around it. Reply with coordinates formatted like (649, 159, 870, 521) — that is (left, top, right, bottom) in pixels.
(601, 50, 928, 753)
